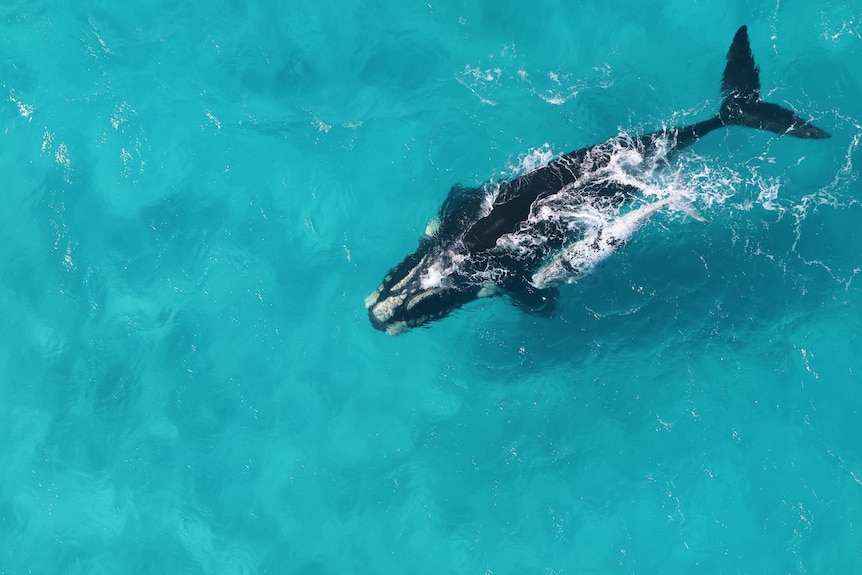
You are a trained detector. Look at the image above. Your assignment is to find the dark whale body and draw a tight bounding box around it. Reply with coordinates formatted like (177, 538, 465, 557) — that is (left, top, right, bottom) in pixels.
(367, 26, 829, 335)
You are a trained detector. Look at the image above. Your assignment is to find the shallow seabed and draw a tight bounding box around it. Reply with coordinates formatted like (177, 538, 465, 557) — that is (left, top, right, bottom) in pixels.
(1, 1, 861, 573)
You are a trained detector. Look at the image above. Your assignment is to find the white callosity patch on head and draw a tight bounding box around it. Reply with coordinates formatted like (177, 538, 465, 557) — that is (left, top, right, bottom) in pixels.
(389, 255, 428, 294)
(364, 287, 382, 309)
(369, 292, 407, 323)
(405, 286, 443, 311)
(368, 246, 466, 328)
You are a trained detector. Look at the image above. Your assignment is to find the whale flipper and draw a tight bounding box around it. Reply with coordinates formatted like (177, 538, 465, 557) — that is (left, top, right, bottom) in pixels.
(720, 26, 830, 139)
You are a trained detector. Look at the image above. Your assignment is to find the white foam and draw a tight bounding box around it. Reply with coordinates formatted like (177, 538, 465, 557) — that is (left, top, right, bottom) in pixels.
(420, 252, 465, 289)
(420, 264, 445, 289)
(508, 143, 558, 177)
(532, 198, 673, 288)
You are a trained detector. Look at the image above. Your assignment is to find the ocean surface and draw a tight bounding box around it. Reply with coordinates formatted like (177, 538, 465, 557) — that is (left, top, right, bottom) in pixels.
(1, 1, 861, 573)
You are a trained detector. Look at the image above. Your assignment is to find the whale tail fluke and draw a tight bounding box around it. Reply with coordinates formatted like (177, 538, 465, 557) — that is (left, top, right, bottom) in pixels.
(719, 25, 830, 139)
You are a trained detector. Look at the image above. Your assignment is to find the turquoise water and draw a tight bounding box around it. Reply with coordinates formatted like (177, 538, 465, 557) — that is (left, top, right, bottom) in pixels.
(1, 1, 861, 573)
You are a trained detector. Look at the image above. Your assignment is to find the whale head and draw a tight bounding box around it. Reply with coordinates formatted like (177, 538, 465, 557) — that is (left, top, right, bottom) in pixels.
(365, 243, 480, 335)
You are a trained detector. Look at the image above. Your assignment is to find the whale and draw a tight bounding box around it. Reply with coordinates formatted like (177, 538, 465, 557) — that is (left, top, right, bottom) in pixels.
(366, 26, 830, 335)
